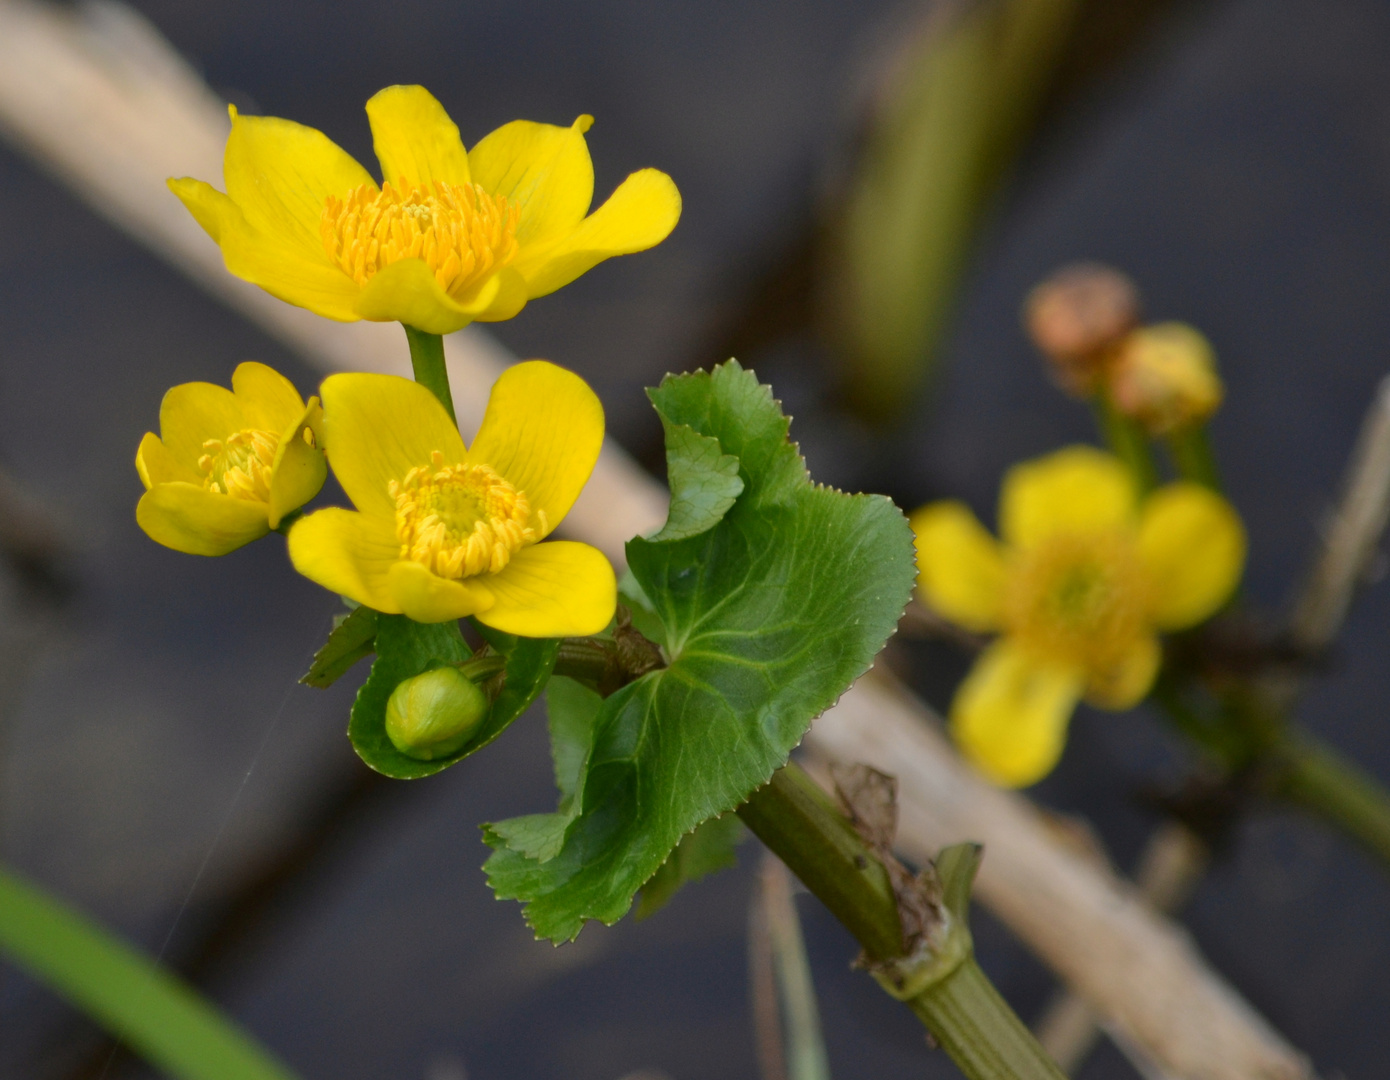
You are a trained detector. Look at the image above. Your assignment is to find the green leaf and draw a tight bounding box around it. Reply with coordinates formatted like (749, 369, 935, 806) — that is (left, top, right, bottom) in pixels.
(0, 866, 298, 1080)
(646, 419, 744, 541)
(300, 605, 378, 688)
(349, 615, 558, 779)
(485, 361, 915, 940)
(484, 676, 600, 862)
(636, 813, 745, 920)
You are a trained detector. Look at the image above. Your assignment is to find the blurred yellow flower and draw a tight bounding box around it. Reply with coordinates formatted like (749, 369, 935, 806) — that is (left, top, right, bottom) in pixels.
(1110, 322, 1224, 435)
(169, 85, 681, 334)
(287, 361, 615, 637)
(136, 362, 325, 555)
(911, 446, 1245, 787)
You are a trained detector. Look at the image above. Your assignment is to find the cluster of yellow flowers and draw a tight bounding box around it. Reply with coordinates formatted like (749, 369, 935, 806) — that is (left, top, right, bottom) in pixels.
(137, 85, 681, 639)
(134, 84, 1243, 794)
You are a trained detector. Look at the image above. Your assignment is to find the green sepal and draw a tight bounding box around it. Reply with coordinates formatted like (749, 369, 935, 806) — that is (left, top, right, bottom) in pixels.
(635, 813, 745, 920)
(349, 615, 559, 779)
(485, 361, 916, 940)
(300, 605, 378, 688)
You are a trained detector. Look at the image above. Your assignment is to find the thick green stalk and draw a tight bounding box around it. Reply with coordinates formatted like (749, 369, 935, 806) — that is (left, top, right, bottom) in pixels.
(739, 765, 1065, 1080)
(1094, 392, 1157, 493)
(1270, 727, 1390, 867)
(403, 325, 457, 424)
(1167, 425, 1221, 491)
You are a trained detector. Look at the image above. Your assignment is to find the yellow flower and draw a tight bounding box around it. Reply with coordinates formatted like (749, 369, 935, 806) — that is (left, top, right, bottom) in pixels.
(136, 362, 326, 555)
(910, 446, 1245, 787)
(287, 361, 615, 637)
(168, 85, 681, 334)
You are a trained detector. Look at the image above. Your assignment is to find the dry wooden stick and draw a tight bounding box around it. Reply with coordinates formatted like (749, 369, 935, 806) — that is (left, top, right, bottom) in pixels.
(0, 3, 1317, 1076)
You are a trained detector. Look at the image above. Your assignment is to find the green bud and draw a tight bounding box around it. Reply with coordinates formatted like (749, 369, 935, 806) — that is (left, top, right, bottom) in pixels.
(385, 666, 488, 761)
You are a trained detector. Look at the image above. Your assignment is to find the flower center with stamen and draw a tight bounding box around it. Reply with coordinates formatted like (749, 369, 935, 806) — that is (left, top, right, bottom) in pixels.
(199, 429, 278, 501)
(1004, 531, 1149, 673)
(321, 179, 520, 298)
(391, 453, 543, 578)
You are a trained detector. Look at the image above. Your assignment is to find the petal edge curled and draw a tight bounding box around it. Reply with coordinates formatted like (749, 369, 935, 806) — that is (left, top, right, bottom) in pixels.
(514, 168, 681, 299)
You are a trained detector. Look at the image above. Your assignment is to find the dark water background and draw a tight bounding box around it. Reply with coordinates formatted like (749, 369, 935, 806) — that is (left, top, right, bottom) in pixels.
(3, 1, 1390, 1077)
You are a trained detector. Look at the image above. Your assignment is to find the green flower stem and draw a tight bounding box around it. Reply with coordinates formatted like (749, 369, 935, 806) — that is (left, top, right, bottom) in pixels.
(1269, 726, 1390, 867)
(403, 325, 457, 424)
(1094, 392, 1157, 493)
(1166, 424, 1222, 491)
(739, 765, 1065, 1080)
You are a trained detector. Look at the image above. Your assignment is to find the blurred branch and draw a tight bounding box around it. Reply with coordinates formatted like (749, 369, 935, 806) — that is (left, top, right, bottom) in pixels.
(0, 4, 1315, 1078)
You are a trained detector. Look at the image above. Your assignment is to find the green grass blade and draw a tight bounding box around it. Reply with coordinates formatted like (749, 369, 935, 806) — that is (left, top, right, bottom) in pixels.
(0, 866, 300, 1080)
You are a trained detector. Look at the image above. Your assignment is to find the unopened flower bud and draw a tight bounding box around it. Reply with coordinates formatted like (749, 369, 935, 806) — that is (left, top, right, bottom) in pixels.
(1109, 322, 1223, 435)
(1024, 263, 1140, 396)
(385, 667, 489, 761)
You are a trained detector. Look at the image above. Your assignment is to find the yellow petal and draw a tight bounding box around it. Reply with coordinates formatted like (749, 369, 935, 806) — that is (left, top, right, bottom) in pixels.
(232, 361, 305, 433)
(268, 398, 327, 528)
(467, 361, 604, 537)
(470, 267, 530, 323)
(158, 381, 247, 467)
(352, 256, 502, 334)
(136, 484, 270, 556)
(1084, 633, 1161, 710)
(388, 561, 495, 623)
(222, 106, 375, 258)
(167, 177, 238, 243)
(949, 639, 1084, 788)
(999, 445, 1136, 550)
(319, 373, 466, 520)
(136, 433, 197, 489)
(473, 542, 616, 638)
(171, 177, 362, 322)
(512, 168, 681, 299)
(1138, 482, 1246, 630)
(909, 500, 1005, 632)
(286, 507, 400, 611)
(365, 85, 471, 187)
(467, 116, 595, 248)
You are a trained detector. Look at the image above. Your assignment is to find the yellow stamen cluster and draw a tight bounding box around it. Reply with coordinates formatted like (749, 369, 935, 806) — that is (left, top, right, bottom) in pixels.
(1004, 531, 1149, 672)
(321, 179, 519, 297)
(199, 429, 278, 501)
(391, 452, 543, 579)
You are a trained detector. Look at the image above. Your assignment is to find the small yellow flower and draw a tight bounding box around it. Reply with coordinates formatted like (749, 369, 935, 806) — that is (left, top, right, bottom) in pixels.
(1109, 323, 1224, 435)
(911, 446, 1245, 787)
(168, 85, 681, 334)
(136, 362, 326, 555)
(287, 361, 615, 637)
